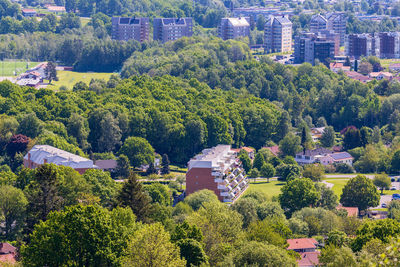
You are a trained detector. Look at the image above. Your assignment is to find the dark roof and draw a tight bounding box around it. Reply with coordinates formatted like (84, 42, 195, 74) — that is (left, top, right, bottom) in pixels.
(330, 152, 353, 160)
(297, 147, 332, 157)
(0, 243, 16, 254)
(160, 18, 191, 25)
(95, 159, 117, 170)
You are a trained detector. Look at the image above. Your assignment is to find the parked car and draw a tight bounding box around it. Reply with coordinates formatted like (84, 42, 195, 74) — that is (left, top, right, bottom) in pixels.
(382, 203, 387, 208)
(391, 186, 397, 190)
(392, 178, 396, 182)
(397, 178, 400, 182)
(393, 194, 400, 200)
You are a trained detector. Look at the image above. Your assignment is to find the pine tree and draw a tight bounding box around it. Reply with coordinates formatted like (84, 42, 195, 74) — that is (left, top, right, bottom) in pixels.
(116, 172, 152, 222)
(161, 154, 170, 175)
(115, 154, 131, 178)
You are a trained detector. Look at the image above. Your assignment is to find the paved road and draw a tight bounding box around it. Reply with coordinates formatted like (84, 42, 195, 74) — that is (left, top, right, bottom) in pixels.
(325, 174, 376, 179)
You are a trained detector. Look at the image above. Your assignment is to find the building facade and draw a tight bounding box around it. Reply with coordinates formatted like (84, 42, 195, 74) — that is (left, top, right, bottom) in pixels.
(379, 32, 400, 58)
(294, 31, 338, 65)
(218, 17, 250, 40)
(326, 12, 347, 46)
(264, 15, 293, 53)
(345, 33, 380, 59)
(153, 17, 193, 43)
(310, 14, 327, 33)
(186, 145, 249, 203)
(111, 17, 150, 42)
(24, 145, 97, 174)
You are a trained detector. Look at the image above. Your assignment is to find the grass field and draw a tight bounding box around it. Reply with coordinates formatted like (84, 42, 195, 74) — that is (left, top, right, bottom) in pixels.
(0, 61, 40, 76)
(47, 71, 114, 90)
(381, 59, 400, 69)
(246, 180, 285, 198)
(324, 179, 348, 197)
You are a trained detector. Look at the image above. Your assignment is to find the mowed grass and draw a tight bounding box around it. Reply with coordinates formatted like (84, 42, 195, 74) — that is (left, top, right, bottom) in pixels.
(47, 71, 114, 90)
(0, 61, 41, 76)
(246, 180, 286, 198)
(324, 179, 348, 197)
(381, 59, 400, 69)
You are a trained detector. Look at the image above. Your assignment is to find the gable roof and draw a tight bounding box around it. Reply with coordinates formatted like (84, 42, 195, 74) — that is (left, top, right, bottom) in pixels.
(330, 152, 353, 161)
(263, 146, 280, 156)
(297, 147, 332, 157)
(287, 238, 318, 250)
(336, 206, 359, 217)
(95, 159, 117, 170)
(298, 251, 320, 266)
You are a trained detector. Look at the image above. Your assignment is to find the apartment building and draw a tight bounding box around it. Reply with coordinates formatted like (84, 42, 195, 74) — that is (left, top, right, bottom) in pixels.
(186, 145, 249, 203)
(346, 33, 380, 59)
(218, 17, 250, 40)
(326, 12, 347, 46)
(379, 32, 400, 58)
(294, 31, 338, 65)
(310, 14, 327, 33)
(153, 17, 193, 43)
(111, 17, 150, 42)
(264, 15, 293, 53)
(24, 145, 97, 174)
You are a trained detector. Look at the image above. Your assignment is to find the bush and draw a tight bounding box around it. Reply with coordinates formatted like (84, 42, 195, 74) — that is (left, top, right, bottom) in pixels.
(334, 163, 355, 174)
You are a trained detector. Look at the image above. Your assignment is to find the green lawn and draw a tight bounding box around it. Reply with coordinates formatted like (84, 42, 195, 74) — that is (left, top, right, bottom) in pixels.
(47, 71, 114, 90)
(245, 180, 286, 198)
(380, 59, 400, 69)
(324, 179, 349, 197)
(0, 61, 41, 76)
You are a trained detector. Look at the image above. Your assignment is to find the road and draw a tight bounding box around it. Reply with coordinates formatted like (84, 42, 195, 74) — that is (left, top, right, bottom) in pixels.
(325, 174, 376, 179)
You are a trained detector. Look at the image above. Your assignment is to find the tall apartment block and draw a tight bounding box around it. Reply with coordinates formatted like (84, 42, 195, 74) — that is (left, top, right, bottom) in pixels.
(153, 17, 193, 43)
(264, 15, 293, 53)
(111, 17, 150, 42)
(310, 14, 327, 33)
(218, 17, 250, 40)
(345, 33, 380, 59)
(379, 32, 400, 58)
(294, 31, 338, 65)
(326, 12, 347, 46)
(186, 145, 249, 203)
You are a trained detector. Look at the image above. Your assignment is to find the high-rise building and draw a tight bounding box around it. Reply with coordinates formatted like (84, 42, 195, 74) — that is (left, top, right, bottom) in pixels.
(345, 33, 380, 59)
(294, 31, 338, 65)
(264, 15, 293, 53)
(153, 17, 193, 43)
(310, 14, 327, 33)
(326, 13, 347, 46)
(218, 17, 250, 40)
(186, 145, 249, 203)
(379, 32, 400, 58)
(111, 17, 150, 42)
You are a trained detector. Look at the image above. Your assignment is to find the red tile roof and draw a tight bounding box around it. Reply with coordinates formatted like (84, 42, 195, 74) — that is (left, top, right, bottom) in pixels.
(0, 253, 16, 264)
(22, 8, 37, 12)
(241, 147, 254, 153)
(287, 238, 318, 250)
(298, 251, 320, 266)
(263, 145, 280, 156)
(336, 206, 359, 217)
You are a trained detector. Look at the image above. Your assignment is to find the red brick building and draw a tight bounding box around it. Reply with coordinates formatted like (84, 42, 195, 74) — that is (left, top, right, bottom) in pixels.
(186, 145, 249, 203)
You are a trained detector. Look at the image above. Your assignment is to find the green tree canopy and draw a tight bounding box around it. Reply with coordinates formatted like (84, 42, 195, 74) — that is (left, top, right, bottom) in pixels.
(340, 175, 380, 211)
(119, 136, 155, 168)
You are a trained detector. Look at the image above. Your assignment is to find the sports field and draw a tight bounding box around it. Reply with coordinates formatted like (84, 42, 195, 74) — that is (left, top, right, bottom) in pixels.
(0, 61, 40, 76)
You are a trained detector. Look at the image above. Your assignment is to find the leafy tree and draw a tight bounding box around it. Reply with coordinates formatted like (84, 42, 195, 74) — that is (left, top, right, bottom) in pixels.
(358, 61, 373, 75)
(373, 173, 391, 194)
(316, 117, 327, 127)
(256, 15, 266, 31)
(18, 113, 42, 138)
(115, 172, 152, 222)
(177, 239, 208, 267)
(256, 201, 286, 221)
(248, 168, 260, 180)
(184, 189, 219, 211)
(279, 132, 301, 157)
(319, 245, 357, 266)
(232, 197, 259, 228)
(67, 113, 89, 149)
(222, 241, 296, 266)
(300, 124, 312, 152)
(246, 220, 288, 248)
(343, 127, 362, 150)
(252, 152, 265, 171)
(388, 200, 400, 221)
(44, 61, 58, 84)
(161, 154, 170, 175)
(275, 111, 291, 141)
(6, 134, 29, 157)
(114, 154, 131, 178)
(352, 219, 400, 251)
(326, 230, 348, 247)
(391, 150, 400, 174)
(276, 164, 302, 181)
(279, 178, 320, 215)
(119, 136, 155, 168)
(320, 126, 335, 148)
(22, 205, 138, 267)
(82, 169, 117, 206)
(144, 183, 171, 206)
(302, 164, 324, 182)
(260, 163, 275, 182)
(239, 153, 251, 173)
(340, 175, 380, 211)
(122, 223, 186, 267)
(0, 185, 28, 240)
(315, 183, 338, 210)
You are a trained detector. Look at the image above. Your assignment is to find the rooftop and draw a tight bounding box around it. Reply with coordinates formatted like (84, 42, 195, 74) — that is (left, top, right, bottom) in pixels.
(287, 238, 318, 250)
(47, 5, 66, 11)
(298, 251, 320, 267)
(24, 145, 95, 169)
(188, 145, 236, 172)
(0, 243, 16, 254)
(225, 17, 250, 27)
(330, 152, 353, 160)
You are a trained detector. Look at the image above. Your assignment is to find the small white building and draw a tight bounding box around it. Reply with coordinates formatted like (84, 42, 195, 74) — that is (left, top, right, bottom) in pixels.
(316, 152, 354, 166)
(295, 147, 332, 165)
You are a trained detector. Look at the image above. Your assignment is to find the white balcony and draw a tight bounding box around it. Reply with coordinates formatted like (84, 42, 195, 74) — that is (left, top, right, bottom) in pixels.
(220, 191, 229, 197)
(212, 171, 222, 177)
(215, 178, 224, 183)
(218, 184, 227, 190)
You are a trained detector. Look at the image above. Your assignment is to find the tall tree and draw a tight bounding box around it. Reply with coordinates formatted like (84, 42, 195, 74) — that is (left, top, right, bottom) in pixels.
(320, 126, 335, 148)
(115, 172, 152, 222)
(279, 132, 301, 157)
(373, 173, 391, 194)
(0, 185, 28, 240)
(161, 154, 170, 175)
(114, 154, 131, 178)
(252, 152, 265, 171)
(340, 175, 380, 211)
(119, 136, 155, 168)
(44, 61, 58, 84)
(260, 163, 275, 182)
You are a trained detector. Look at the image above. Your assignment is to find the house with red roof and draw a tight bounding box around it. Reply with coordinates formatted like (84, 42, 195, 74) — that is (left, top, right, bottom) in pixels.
(262, 145, 280, 157)
(336, 205, 359, 217)
(0, 243, 17, 264)
(22, 8, 37, 17)
(231, 147, 255, 159)
(287, 238, 320, 267)
(329, 62, 350, 73)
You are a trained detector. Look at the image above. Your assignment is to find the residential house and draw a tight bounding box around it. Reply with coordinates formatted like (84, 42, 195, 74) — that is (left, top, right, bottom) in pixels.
(231, 147, 255, 159)
(310, 127, 325, 142)
(22, 8, 37, 17)
(389, 63, 400, 72)
(0, 243, 16, 264)
(336, 205, 359, 217)
(24, 145, 97, 174)
(15, 71, 42, 88)
(262, 145, 280, 157)
(344, 71, 373, 83)
(369, 71, 393, 80)
(186, 145, 249, 203)
(47, 5, 66, 14)
(95, 159, 117, 172)
(329, 62, 350, 73)
(287, 238, 320, 267)
(316, 152, 354, 166)
(295, 147, 332, 165)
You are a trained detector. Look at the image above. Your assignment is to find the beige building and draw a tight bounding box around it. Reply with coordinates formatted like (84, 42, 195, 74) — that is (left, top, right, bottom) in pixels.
(264, 15, 292, 53)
